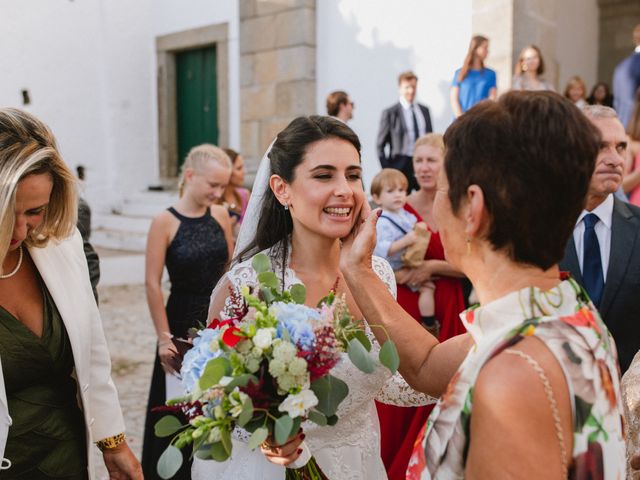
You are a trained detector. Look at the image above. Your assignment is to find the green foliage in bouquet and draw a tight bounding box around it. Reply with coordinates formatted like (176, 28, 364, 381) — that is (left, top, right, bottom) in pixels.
(154, 253, 399, 479)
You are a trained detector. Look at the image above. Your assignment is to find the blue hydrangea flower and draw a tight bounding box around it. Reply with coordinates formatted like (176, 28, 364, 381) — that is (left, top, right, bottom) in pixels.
(270, 302, 318, 350)
(180, 328, 223, 392)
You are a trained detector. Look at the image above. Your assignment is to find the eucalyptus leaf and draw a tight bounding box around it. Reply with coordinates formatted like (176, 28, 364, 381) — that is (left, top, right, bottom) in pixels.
(220, 427, 232, 455)
(209, 441, 231, 461)
(260, 287, 276, 304)
(290, 284, 306, 304)
(237, 398, 254, 427)
(258, 271, 279, 289)
(157, 445, 183, 479)
(248, 427, 269, 450)
(199, 357, 231, 390)
(379, 340, 400, 374)
(311, 374, 349, 417)
(252, 253, 271, 273)
(308, 410, 328, 426)
(347, 338, 376, 373)
(154, 415, 184, 438)
(274, 414, 294, 446)
(353, 329, 372, 352)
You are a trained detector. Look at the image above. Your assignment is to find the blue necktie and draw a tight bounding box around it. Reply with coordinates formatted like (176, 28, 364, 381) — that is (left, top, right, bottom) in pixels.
(411, 106, 419, 143)
(582, 213, 604, 307)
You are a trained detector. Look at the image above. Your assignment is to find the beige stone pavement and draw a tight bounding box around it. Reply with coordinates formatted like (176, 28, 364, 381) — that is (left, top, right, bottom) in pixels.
(92, 283, 158, 479)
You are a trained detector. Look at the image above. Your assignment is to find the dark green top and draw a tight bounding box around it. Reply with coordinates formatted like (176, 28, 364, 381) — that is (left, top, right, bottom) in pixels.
(0, 282, 87, 479)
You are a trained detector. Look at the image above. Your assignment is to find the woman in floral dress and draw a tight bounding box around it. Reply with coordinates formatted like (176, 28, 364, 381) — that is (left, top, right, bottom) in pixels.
(334, 91, 627, 478)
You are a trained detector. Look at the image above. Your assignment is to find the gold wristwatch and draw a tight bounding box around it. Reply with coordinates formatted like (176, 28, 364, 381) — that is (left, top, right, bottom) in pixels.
(96, 432, 126, 451)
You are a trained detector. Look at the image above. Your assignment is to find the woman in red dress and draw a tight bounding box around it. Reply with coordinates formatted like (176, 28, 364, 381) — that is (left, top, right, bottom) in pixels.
(375, 134, 467, 479)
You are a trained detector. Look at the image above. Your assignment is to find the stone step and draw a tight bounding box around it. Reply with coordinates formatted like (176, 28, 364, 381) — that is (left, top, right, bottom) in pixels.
(92, 228, 147, 253)
(94, 214, 152, 234)
(114, 190, 179, 218)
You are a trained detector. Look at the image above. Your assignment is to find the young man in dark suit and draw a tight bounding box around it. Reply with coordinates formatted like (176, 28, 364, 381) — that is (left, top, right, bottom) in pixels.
(376, 71, 432, 193)
(560, 105, 640, 373)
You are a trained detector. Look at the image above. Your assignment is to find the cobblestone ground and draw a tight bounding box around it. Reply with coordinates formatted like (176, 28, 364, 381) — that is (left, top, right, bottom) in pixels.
(92, 283, 159, 479)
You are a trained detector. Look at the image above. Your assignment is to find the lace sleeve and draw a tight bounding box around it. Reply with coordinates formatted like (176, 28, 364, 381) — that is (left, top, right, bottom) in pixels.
(369, 257, 437, 407)
(208, 262, 259, 321)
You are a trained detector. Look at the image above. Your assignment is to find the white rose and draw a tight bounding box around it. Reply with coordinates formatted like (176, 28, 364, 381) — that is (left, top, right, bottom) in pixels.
(273, 341, 297, 363)
(278, 390, 319, 419)
(288, 357, 307, 376)
(254, 328, 274, 350)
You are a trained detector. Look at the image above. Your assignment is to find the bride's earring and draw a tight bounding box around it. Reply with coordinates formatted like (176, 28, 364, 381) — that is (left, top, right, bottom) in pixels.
(283, 203, 289, 211)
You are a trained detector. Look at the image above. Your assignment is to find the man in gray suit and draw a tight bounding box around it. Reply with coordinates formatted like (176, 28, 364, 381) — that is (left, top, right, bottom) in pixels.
(377, 70, 432, 192)
(560, 105, 640, 373)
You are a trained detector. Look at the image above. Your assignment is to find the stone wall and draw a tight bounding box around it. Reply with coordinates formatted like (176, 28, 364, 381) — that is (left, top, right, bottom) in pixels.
(598, 0, 640, 85)
(239, 0, 316, 176)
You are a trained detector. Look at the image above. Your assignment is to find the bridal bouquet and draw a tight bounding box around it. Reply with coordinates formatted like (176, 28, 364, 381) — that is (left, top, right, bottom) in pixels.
(155, 253, 399, 480)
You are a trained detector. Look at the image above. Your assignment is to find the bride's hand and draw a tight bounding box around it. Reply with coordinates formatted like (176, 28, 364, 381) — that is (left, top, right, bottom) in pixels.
(260, 431, 305, 467)
(340, 205, 381, 274)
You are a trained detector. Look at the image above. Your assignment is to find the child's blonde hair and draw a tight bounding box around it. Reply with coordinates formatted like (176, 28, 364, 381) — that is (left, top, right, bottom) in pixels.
(370, 168, 408, 197)
(178, 144, 232, 197)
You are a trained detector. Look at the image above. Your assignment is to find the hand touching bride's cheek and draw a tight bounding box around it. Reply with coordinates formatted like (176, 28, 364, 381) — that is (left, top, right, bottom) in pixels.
(270, 137, 364, 240)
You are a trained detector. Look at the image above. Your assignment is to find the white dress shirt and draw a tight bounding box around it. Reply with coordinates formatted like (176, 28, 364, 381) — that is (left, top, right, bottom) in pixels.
(399, 97, 427, 156)
(572, 194, 614, 280)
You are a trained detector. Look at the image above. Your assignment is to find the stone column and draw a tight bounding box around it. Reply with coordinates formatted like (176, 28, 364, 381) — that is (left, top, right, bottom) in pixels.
(473, 0, 559, 91)
(239, 0, 316, 177)
(598, 0, 640, 84)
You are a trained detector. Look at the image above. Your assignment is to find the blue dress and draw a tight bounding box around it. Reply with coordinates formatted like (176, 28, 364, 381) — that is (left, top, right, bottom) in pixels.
(452, 68, 497, 113)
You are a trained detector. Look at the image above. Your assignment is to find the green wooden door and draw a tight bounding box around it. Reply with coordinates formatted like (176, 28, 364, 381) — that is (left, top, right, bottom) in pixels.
(176, 46, 218, 172)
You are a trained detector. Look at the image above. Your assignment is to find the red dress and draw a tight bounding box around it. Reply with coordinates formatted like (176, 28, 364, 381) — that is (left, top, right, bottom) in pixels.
(375, 203, 467, 480)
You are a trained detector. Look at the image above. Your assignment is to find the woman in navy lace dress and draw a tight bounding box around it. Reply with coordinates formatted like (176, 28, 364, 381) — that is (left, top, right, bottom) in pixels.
(141, 144, 234, 479)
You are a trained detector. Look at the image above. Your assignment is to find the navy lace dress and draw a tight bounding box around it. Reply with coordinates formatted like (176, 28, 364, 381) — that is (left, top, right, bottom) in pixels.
(142, 207, 228, 479)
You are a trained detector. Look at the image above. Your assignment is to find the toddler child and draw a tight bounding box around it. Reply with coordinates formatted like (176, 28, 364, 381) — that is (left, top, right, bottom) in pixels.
(371, 168, 438, 335)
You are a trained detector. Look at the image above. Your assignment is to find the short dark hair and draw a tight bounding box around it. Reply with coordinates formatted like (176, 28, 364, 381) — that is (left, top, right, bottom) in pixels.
(237, 116, 361, 266)
(398, 71, 418, 85)
(326, 91, 349, 116)
(443, 91, 600, 269)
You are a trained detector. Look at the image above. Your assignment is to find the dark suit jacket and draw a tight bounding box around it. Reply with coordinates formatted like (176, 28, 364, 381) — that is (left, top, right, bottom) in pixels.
(376, 102, 432, 168)
(560, 198, 640, 373)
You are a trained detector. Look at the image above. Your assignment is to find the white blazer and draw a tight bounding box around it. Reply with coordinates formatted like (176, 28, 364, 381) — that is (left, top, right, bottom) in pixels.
(0, 230, 125, 478)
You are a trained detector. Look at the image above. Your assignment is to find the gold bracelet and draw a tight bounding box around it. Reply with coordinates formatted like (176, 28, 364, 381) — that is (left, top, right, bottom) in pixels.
(96, 432, 126, 451)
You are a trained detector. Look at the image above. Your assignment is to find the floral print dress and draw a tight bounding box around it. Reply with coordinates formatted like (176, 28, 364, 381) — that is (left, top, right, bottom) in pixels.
(407, 277, 626, 479)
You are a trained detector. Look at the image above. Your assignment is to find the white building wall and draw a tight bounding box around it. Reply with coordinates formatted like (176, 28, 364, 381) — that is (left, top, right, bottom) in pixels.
(316, 0, 473, 189)
(556, 0, 599, 93)
(153, 0, 241, 151)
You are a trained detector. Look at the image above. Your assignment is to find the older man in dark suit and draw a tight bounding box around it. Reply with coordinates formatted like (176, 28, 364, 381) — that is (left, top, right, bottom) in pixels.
(377, 71, 432, 192)
(560, 105, 640, 373)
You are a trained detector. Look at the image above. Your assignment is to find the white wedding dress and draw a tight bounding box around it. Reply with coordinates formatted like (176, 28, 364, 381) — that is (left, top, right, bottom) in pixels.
(192, 246, 435, 480)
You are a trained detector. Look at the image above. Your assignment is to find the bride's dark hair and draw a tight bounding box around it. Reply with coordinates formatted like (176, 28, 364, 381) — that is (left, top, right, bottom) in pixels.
(236, 115, 361, 273)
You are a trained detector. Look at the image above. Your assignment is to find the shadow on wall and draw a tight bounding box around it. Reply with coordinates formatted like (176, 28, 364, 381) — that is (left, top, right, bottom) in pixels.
(317, 2, 461, 188)
(317, 6, 413, 188)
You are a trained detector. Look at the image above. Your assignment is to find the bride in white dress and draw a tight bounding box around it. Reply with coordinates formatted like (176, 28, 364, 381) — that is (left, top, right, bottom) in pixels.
(192, 116, 434, 480)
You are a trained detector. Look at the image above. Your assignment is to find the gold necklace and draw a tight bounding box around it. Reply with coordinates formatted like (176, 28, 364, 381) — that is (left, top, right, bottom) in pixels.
(0, 245, 23, 279)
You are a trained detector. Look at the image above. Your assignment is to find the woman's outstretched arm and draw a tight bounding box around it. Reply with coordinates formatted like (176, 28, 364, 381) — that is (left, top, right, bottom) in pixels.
(341, 208, 473, 397)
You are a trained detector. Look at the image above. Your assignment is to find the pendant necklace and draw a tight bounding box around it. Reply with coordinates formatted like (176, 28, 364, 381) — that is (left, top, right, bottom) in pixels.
(0, 245, 23, 279)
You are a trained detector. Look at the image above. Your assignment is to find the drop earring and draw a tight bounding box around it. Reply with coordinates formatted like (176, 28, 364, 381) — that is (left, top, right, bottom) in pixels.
(466, 237, 472, 255)
(284, 203, 289, 211)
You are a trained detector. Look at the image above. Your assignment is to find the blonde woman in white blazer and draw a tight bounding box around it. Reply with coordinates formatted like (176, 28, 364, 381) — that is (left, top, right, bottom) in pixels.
(0, 108, 142, 479)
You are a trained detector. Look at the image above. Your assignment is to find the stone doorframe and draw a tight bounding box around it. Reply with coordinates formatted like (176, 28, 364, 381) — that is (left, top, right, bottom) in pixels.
(156, 23, 229, 179)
